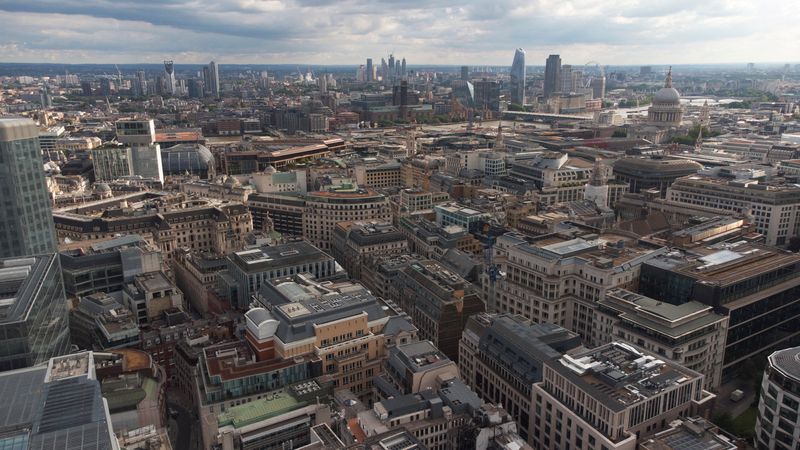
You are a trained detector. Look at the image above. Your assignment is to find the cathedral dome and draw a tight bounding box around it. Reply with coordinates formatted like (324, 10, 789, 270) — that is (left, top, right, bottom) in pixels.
(654, 86, 681, 105)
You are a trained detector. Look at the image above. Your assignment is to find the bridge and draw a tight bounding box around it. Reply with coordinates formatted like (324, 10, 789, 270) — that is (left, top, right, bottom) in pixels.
(501, 110, 594, 123)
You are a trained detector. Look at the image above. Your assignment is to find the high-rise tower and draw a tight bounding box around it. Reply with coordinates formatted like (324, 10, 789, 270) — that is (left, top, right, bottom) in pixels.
(163, 60, 176, 95)
(544, 54, 561, 98)
(510, 48, 526, 105)
(116, 119, 164, 184)
(366, 58, 373, 82)
(208, 61, 220, 98)
(0, 118, 57, 258)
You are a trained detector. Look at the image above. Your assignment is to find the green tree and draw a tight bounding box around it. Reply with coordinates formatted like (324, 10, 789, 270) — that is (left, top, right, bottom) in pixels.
(507, 103, 525, 112)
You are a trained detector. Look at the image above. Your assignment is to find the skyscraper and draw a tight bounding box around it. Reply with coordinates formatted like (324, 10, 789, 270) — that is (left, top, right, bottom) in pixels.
(544, 54, 561, 98)
(0, 253, 70, 371)
(510, 48, 526, 105)
(0, 118, 57, 258)
(461, 65, 469, 81)
(401, 57, 406, 78)
(366, 58, 374, 82)
(208, 60, 220, 98)
(560, 64, 574, 93)
(163, 60, 176, 95)
(116, 119, 164, 184)
(388, 54, 395, 82)
(134, 70, 147, 97)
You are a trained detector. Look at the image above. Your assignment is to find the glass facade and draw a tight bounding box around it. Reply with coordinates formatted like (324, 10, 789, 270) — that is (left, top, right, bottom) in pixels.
(0, 254, 70, 372)
(0, 126, 57, 258)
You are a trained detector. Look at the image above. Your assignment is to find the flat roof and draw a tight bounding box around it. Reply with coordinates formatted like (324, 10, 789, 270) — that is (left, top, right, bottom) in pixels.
(217, 389, 304, 428)
(555, 342, 699, 412)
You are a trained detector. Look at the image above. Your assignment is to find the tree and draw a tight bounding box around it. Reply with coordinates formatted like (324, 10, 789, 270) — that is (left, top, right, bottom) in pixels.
(507, 103, 525, 112)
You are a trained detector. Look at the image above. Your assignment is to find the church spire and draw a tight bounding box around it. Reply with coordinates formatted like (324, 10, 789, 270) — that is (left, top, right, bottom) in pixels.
(665, 66, 673, 88)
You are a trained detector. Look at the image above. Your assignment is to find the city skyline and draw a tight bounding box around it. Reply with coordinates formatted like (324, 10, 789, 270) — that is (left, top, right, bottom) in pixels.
(0, 0, 797, 65)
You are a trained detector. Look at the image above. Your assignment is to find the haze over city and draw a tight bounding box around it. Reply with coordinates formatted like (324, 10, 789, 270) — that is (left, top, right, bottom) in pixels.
(0, 0, 798, 65)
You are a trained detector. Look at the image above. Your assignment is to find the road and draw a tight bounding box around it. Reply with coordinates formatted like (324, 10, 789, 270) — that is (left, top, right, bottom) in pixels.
(167, 399, 193, 450)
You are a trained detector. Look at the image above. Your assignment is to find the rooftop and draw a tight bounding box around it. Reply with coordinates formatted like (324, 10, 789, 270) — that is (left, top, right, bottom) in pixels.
(257, 276, 387, 343)
(392, 341, 451, 374)
(646, 243, 800, 286)
(0, 255, 53, 322)
(556, 342, 700, 412)
(217, 388, 304, 428)
(231, 241, 332, 273)
(203, 341, 297, 382)
(640, 417, 737, 450)
(769, 346, 800, 382)
(135, 271, 174, 293)
(500, 231, 665, 269)
(601, 289, 725, 340)
(46, 351, 94, 382)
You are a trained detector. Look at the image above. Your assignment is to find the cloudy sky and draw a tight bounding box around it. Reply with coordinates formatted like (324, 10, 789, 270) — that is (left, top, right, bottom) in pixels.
(0, 0, 797, 66)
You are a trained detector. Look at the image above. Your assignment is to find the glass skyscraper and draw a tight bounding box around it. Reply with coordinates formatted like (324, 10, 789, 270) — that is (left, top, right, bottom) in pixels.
(544, 54, 562, 98)
(0, 118, 57, 258)
(510, 48, 526, 105)
(0, 253, 71, 371)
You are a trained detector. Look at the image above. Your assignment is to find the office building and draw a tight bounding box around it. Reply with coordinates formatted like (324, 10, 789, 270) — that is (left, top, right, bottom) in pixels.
(366, 58, 374, 82)
(613, 157, 702, 196)
(223, 240, 339, 309)
(392, 259, 484, 362)
(595, 288, 728, 390)
(116, 119, 164, 184)
(755, 346, 800, 450)
(435, 203, 492, 232)
(639, 417, 737, 450)
(0, 118, 58, 257)
(475, 79, 501, 112)
(510, 48, 526, 105)
(357, 379, 482, 448)
(69, 292, 139, 350)
(59, 234, 162, 298)
(461, 65, 470, 81)
(0, 253, 70, 371)
(253, 275, 415, 401)
(207, 60, 220, 98)
(544, 54, 561, 98)
(376, 340, 459, 399)
(122, 271, 184, 325)
(331, 220, 408, 280)
(459, 313, 582, 442)
(0, 351, 117, 449)
(213, 380, 334, 450)
(666, 174, 800, 246)
(400, 216, 483, 260)
(489, 231, 666, 338)
(247, 192, 306, 235)
(302, 183, 392, 252)
(533, 342, 713, 449)
(163, 60, 176, 95)
(91, 144, 133, 181)
(639, 244, 800, 380)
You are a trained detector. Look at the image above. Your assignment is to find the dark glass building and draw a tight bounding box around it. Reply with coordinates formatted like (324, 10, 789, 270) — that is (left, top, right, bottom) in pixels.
(0, 118, 57, 258)
(0, 253, 70, 372)
(639, 245, 800, 380)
